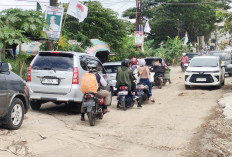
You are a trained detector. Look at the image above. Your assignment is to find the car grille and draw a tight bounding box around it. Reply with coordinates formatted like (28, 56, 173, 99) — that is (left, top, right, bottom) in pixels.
(189, 74, 214, 83)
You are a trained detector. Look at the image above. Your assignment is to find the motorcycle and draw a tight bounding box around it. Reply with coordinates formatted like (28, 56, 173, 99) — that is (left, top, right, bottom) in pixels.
(181, 62, 189, 72)
(153, 73, 163, 89)
(82, 92, 104, 126)
(117, 84, 134, 111)
(136, 83, 149, 106)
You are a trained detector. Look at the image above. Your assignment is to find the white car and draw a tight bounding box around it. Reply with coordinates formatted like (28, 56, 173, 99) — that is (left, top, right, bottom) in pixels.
(185, 56, 225, 89)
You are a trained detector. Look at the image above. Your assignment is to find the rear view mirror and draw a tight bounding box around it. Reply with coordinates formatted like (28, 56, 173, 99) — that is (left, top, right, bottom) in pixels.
(0, 62, 10, 72)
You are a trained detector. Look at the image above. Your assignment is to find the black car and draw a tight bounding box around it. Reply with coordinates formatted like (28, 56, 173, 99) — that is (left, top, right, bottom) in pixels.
(0, 62, 29, 130)
(208, 51, 232, 76)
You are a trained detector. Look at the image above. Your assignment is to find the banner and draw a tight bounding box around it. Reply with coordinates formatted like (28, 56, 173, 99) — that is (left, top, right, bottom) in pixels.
(67, 0, 88, 22)
(43, 6, 64, 40)
(135, 31, 144, 46)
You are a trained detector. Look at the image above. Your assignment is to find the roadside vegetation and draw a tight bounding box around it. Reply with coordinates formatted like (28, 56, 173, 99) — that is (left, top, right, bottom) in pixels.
(1, 0, 232, 79)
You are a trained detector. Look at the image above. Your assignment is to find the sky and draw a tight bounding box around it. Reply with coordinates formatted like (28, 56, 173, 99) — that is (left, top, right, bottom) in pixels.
(0, 0, 136, 18)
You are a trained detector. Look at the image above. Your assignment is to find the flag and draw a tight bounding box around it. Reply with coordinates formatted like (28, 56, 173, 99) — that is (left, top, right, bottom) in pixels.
(184, 32, 189, 45)
(36, 2, 42, 11)
(144, 21, 151, 33)
(67, 0, 88, 22)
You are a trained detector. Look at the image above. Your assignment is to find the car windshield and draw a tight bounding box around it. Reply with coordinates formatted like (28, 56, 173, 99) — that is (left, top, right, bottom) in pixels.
(145, 58, 162, 66)
(186, 54, 199, 60)
(189, 58, 218, 67)
(104, 65, 121, 73)
(209, 52, 231, 60)
(32, 53, 73, 71)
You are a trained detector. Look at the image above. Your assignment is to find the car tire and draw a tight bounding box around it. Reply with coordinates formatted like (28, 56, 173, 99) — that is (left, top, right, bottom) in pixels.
(185, 85, 190, 90)
(30, 101, 42, 110)
(4, 98, 25, 130)
(229, 73, 232, 77)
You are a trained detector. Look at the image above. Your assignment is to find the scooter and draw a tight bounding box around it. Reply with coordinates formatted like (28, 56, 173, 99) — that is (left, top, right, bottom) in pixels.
(181, 62, 189, 72)
(82, 92, 104, 126)
(117, 84, 134, 111)
(154, 73, 163, 89)
(136, 83, 149, 106)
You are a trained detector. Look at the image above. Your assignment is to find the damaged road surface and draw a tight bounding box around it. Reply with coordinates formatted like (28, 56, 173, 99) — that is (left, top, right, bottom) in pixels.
(0, 67, 231, 157)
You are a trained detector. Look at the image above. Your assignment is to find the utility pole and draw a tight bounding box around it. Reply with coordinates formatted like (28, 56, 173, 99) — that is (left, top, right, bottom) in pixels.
(136, 0, 143, 50)
(47, 0, 58, 51)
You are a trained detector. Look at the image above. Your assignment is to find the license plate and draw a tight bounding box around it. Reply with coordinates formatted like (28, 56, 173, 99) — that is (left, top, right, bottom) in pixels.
(196, 78, 206, 82)
(42, 78, 59, 85)
(118, 91, 128, 95)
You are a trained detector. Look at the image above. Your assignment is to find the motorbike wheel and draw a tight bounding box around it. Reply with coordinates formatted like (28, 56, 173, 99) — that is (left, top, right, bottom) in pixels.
(158, 79, 162, 89)
(88, 108, 96, 126)
(163, 79, 167, 86)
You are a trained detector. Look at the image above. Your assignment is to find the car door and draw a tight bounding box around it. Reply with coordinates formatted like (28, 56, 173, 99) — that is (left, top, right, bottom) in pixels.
(0, 72, 7, 116)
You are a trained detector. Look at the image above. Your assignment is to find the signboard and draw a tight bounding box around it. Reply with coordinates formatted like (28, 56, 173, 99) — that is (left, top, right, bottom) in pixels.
(43, 6, 64, 40)
(135, 31, 144, 46)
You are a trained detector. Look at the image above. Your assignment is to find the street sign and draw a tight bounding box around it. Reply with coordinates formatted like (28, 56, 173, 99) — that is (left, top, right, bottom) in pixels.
(135, 31, 144, 46)
(43, 6, 64, 41)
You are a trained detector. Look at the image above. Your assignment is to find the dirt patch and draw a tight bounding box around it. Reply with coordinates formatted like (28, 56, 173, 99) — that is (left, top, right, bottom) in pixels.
(186, 105, 232, 157)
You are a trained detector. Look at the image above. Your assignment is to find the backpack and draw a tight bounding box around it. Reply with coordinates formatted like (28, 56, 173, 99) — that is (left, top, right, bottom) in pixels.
(81, 73, 98, 94)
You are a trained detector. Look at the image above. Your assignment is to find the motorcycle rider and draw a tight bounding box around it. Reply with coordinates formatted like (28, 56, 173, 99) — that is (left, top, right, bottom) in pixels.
(116, 59, 139, 107)
(137, 59, 155, 102)
(152, 58, 164, 76)
(180, 53, 189, 67)
(81, 60, 111, 121)
(130, 57, 138, 72)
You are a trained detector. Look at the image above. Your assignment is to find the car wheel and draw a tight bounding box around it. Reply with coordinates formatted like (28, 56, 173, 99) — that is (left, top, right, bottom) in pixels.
(229, 73, 232, 77)
(185, 85, 190, 90)
(30, 101, 42, 110)
(5, 98, 24, 130)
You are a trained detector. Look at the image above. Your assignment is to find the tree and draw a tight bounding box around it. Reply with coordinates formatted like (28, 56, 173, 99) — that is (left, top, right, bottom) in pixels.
(0, 9, 47, 76)
(123, 0, 231, 48)
(62, 1, 129, 53)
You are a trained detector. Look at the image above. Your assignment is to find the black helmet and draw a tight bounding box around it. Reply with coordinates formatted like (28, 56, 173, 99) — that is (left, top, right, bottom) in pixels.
(87, 60, 98, 72)
(121, 59, 131, 67)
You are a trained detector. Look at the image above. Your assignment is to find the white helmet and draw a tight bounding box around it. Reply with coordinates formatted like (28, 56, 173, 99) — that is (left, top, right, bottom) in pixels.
(182, 53, 186, 56)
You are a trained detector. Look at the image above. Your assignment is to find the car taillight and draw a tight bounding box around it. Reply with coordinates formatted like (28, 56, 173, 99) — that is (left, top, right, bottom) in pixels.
(27, 65, 32, 82)
(72, 67, 79, 84)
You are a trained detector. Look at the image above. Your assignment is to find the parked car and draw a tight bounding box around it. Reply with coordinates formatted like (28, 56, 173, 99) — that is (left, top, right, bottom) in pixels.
(27, 51, 113, 110)
(103, 62, 121, 94)
(185, 56, 225, 89)
(103, 61, 139, 95)
(208, 51, 232, 76)
(0, 62, 29, 130)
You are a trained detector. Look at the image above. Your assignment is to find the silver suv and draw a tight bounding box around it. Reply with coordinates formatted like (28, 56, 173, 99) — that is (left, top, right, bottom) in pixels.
(27, 51, 113, 110)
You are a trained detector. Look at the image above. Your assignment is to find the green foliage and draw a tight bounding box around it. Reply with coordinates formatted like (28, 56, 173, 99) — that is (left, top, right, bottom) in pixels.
(63, 1, 128, 53)
(150, 36, 188, 65)
(109, 36, 148, 61)
(123, 0, 231, 48)
(2, 54, 30, 80)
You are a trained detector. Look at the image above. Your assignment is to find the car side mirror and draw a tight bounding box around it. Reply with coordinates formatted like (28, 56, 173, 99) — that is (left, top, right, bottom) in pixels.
(0, 62, 10, 72)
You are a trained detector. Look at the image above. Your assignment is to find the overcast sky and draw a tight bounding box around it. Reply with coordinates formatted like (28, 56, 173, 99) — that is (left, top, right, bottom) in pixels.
(0, 0, 136, 18)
